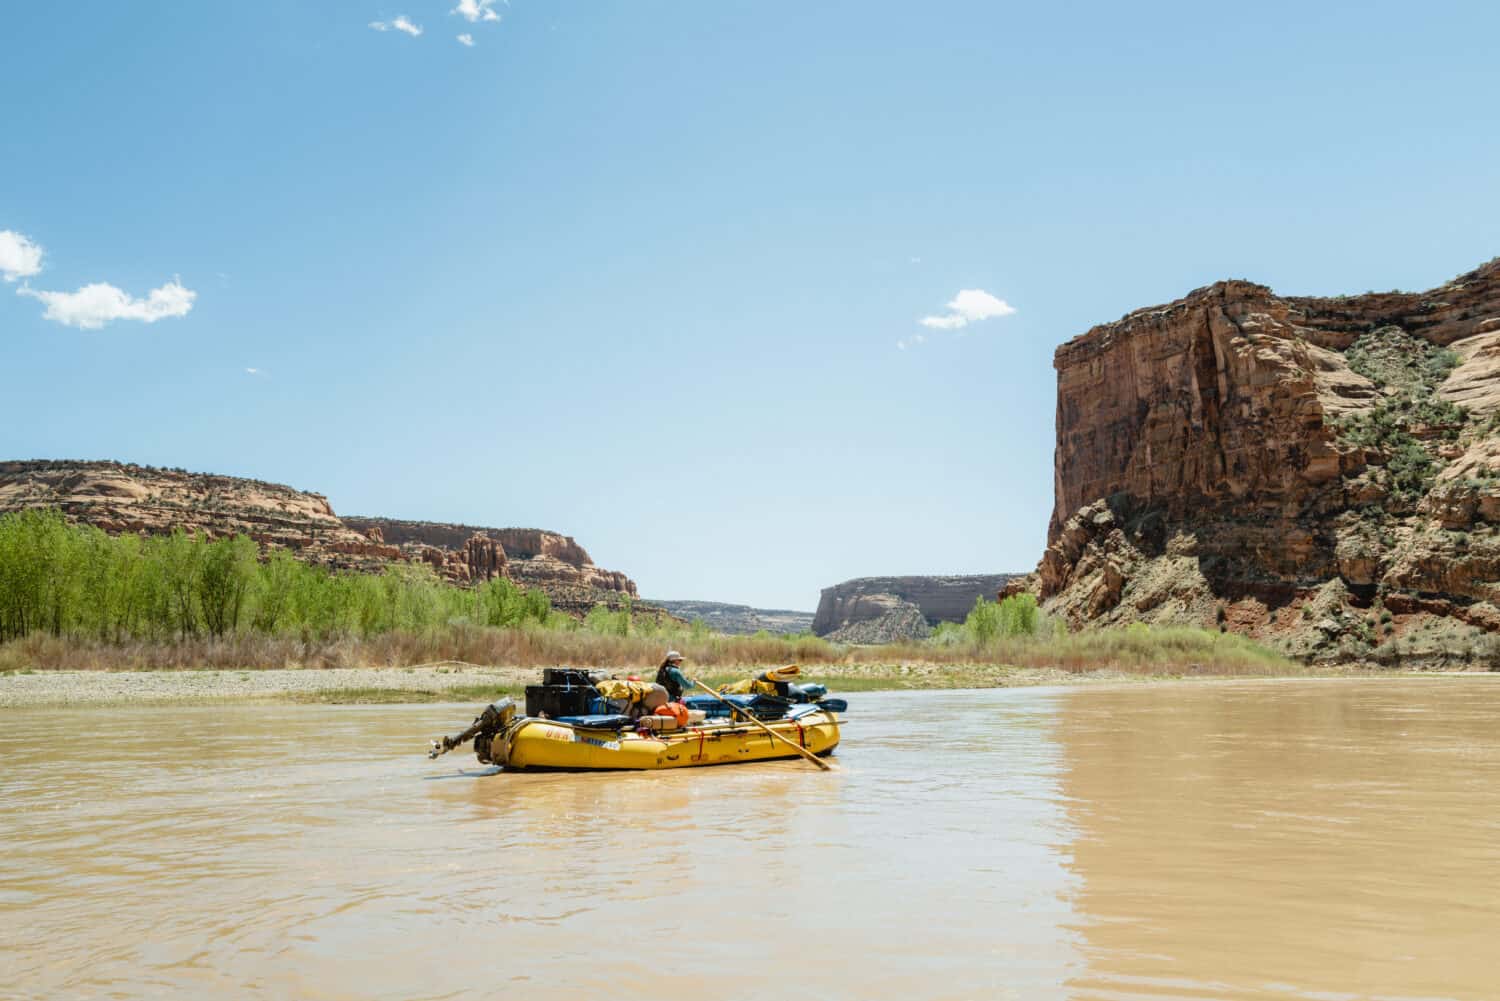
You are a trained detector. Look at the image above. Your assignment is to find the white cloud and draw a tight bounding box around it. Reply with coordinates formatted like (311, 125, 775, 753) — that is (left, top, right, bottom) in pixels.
(0, 230, 44, 282)
(457, 32, 475, 46)
(19, 279, 196, 330)
(370, 16, 423, 36)
(452, 0, 501, 23)
(245, 367, 264, 376)
(918, 288, 1015, 330)
(896, 333, 927, 351)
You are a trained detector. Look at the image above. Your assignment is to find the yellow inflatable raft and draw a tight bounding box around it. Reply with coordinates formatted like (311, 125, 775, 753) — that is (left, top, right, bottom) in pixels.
(430, 697, 841, 771)
(492, 709, 840, 771)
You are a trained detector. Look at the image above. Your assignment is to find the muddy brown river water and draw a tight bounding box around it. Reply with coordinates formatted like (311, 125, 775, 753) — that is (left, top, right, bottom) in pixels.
(3, 680, 1500, 1000)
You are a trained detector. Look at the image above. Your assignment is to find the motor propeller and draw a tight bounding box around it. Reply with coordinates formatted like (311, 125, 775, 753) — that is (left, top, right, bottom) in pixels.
(427, 697, 516, 760)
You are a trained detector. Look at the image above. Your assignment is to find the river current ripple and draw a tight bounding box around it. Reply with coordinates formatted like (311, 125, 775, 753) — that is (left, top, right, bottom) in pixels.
(3, 680, 1499, 1000)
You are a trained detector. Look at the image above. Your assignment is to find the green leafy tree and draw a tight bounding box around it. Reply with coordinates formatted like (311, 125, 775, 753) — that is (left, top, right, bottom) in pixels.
(0, 509, 561, 646)
(998, 593, 1039, 637)
(968, 597, 1002, 645)
(153, 530, 204, 638)
(963, 594, 1041, 647)
(252, 548, 302, 633)
(198, 535, 259, 638)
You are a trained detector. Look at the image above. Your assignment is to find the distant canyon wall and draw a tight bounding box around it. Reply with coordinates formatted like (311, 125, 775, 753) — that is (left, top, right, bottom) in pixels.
(812, 574, 1021, 640)
(647, 600, 814, 636)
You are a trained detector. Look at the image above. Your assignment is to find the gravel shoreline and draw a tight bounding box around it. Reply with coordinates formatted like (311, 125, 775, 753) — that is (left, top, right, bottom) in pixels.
(0, 664, 536, 708)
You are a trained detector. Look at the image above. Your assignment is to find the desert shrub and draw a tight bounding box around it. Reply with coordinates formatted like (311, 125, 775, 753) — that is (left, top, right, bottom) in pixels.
(960, 594, 1040, 647)
(1334, 326, 1469, 504)
(583, 601, 632, 637)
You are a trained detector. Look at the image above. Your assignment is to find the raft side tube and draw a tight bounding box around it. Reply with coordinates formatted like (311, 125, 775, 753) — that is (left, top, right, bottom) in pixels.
(498, 711, 840, 771)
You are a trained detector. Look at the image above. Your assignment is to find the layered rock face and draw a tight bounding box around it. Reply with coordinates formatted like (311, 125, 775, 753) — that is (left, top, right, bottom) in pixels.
(821, 594, 933, 644)
(647, 601, 815, 636)
(412, 532, 508, 584)
(813, 574, 1020, 639)
(0, 461, 639, 613)
(342, 517, 638, 614)
(0, 460, 400, 569)
(1038, 257, 1500, 664)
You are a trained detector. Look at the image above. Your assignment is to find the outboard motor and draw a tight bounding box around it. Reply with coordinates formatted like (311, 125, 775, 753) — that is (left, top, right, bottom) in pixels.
(429, 697, 517, 764)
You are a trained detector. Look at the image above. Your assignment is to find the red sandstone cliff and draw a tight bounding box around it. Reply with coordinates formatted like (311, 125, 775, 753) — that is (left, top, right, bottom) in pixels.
(1035, 257, 1500, 664)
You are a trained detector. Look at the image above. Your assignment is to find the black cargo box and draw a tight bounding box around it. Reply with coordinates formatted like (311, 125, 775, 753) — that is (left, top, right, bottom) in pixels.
(525, 684, 596, 718)
(542, 668, 596, 688)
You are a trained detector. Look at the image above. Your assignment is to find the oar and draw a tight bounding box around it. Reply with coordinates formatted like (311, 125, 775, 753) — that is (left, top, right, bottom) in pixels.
(687, 676, 833, 772)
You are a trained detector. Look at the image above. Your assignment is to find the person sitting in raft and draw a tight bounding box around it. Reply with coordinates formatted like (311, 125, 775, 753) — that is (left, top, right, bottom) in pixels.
(656, 650, 692, 701)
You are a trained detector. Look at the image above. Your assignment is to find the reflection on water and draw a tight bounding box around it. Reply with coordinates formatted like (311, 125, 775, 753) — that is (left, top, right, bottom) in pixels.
(0, 691, 1077, 1000)
(1057, 680, 1500, 1001)
(4, 681, 1498, 999)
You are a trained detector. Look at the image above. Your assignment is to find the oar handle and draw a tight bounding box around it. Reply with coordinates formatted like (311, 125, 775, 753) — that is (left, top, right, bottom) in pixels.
(688, 676, 832, 771)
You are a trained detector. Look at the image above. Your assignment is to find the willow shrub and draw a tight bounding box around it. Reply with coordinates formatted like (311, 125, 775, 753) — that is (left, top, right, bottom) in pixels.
(0, 509, 554, 643)
(931, 594, 1045, 648)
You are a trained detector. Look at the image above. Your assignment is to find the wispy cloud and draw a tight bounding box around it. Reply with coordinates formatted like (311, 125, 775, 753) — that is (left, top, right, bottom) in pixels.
(457, 32, 475, 46)
(452, 0, 501, 23)
(0, 230, 44, 282)
(919, 288, 1015, 330)
(896, 333, 927, 351)
(19, 279, 196, 330)
(245, 367, 265, 376)
(369, 15, 423, 36)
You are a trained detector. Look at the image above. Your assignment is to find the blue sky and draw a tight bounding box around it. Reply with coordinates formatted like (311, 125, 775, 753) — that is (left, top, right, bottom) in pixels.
(3, 1, 1498, 610)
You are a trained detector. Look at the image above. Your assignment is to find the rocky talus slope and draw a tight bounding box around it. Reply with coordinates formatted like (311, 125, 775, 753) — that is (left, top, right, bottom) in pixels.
(813, 574, 1020, 641)
(0, 461, 638, 615)
(1031, 257, 1500, 665)
(647, 600, 814, 636)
